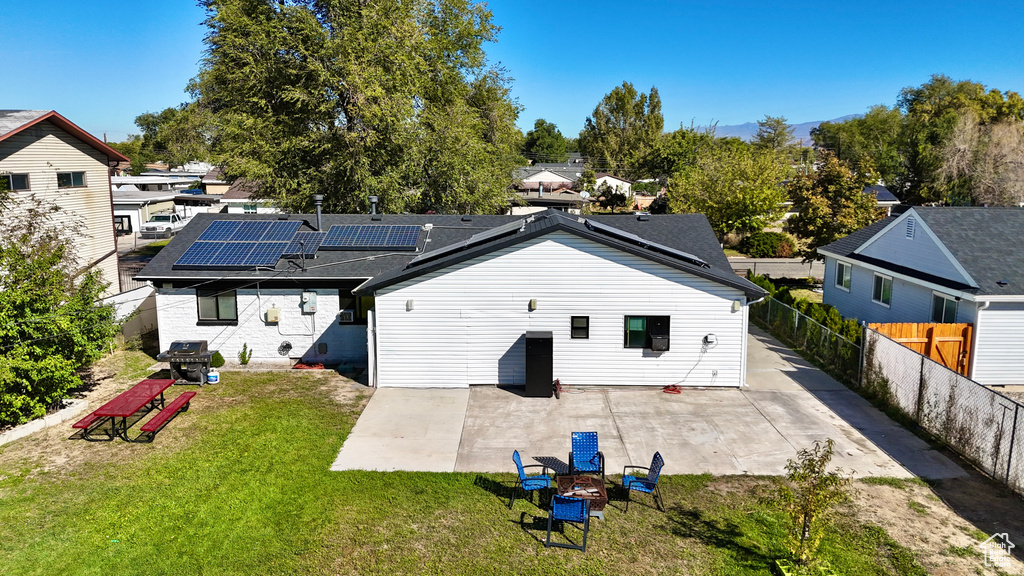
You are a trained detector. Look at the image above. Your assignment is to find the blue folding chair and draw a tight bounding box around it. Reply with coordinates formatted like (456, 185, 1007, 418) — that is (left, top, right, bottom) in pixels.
(622, 451, 665, 511)
(545, 495, 591, 552)
(569, 431, 605, 484)
(509, 450, 552, 509)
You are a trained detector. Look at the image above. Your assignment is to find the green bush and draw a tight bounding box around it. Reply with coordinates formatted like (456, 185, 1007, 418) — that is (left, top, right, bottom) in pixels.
(747, 271, 777, 295)
(211, 351, 225, 368)
(238, 343, 252, 365)
(740, 231, 796, 258)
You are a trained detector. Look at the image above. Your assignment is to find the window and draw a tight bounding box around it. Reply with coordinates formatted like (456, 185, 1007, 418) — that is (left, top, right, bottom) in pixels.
(340, 295, 375, 325)
(571, 316, 589, 339)
(872, 274, 892, 307)
(835, 261, 851, 291)
(624, 316, 670, 351)
(931, 293, 958, 323)
(56, 171, 86, 188)
(243, 203, 258, 214)
(197, 290, 237, 324)
(3, 173, 29, 191)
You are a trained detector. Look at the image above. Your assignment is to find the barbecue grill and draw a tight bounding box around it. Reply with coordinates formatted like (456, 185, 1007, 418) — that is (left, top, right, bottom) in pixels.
(157, 340, 216, 384)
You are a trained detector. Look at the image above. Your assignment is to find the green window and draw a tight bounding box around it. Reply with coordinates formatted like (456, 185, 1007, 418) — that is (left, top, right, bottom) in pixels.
(571, 316, 589, 339)
(624, 316, 647, 348)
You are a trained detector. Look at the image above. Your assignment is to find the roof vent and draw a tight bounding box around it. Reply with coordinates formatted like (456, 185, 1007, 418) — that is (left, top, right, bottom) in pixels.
(905, 216, 916, 239)
(997, 280, 1009, 287)
(461, 215, 473, 222)
(637, 214, 650, 222)
(371, 214, 383, 221)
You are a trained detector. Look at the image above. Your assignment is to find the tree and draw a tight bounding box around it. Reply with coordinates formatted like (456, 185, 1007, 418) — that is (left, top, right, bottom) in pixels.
(667, 143, 789, 238)
(577, 165, 596, 195)
(786, 151, 880, 257)
(578, 81, 663, 179)
(779, 439, 851, 565)
(0, 188, 118, 426)
(811, 105, 905, 194)
(898, 74, 1024, 203)
(642, 124, 718, 180)
(939, 111, 1024, 206)
(753, 115, 794, 152)
(522, 119, 568, 163)
(192, 0, 525, 215)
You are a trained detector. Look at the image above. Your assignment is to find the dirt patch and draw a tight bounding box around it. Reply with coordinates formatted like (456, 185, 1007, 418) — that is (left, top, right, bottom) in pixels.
(853, 477, 1024, 575)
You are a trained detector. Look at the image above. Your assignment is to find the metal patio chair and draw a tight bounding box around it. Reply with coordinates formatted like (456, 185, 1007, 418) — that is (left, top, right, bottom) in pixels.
(509, 450, 552, 509)
(622, 451, 665, 512)
(568, 431, 605, 484)
(545, 495, 591, 552)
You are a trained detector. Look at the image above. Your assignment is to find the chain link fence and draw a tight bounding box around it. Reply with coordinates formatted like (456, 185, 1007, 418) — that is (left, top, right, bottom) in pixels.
(863, 328, 1024, 493)
(750, 297, 861, 385)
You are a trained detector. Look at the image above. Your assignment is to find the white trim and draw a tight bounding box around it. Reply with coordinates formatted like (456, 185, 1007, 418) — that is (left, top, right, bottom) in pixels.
(871, 273, 893, 308)
(819, 248, 980, 302)
(834, 260, 852, 292)
(852, 208, 978, 288)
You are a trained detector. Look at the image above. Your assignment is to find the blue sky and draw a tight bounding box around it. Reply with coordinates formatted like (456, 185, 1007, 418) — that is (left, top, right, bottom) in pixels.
(3, 0, 1023, 141)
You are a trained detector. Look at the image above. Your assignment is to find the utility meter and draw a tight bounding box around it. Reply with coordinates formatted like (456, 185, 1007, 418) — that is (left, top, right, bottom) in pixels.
(301, 291, 317, 313)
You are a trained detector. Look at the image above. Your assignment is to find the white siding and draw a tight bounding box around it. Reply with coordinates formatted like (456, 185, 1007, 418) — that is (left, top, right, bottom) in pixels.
(373, 232, 747, 388)
(0, 121, 119, 294)
(155, 288, 367, 365)
(972, 302, 1024, 386)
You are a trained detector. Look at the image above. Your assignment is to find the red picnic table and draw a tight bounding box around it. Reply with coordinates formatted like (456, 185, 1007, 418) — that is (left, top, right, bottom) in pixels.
(89, 379, 175, 442)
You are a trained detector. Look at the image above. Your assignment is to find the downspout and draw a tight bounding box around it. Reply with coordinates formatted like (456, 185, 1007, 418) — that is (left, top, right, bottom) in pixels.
(968, 300, 990, 379)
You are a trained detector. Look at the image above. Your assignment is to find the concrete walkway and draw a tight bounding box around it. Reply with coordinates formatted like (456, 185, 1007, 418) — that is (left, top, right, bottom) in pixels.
(331, 326, 965, 479)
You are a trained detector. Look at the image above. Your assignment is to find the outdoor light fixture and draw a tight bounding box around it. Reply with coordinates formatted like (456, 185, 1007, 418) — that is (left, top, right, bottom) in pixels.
(731, 300, 742, 313)
(528, 299, 538, 312)
(406, 299, 415, 311)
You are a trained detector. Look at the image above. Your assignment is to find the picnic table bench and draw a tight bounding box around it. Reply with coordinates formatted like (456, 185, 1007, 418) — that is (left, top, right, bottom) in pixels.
(72, 379, 194, 442)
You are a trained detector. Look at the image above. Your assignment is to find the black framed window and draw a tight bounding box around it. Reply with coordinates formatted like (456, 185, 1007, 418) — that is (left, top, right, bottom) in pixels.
(571, 316, 589, 339)
(931, 293, 958, 323)
(197, 289, 237, 324)
(624, 316, 670, 351)
(3, 174, 29, 191)
(56, 171, 86, 188)
(340, 295, 374, 325)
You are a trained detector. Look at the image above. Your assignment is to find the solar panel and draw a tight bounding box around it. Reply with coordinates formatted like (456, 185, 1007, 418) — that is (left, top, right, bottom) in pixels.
(197, 221, 242, 241)
(175, 241, 223, 267)
(262, 220, 302, 241)
(321, 225, 421, 250)
(207, 242, 258, 267)
(584, 219, 709, 269)
(229, 221, 271, 241)
(283, 231, 326, 257)
(243, 241, 289, 267)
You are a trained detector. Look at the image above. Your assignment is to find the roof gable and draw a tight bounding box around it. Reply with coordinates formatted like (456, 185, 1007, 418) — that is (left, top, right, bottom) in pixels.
(855, 208, 976, 287)
(0, 110, 129, 163)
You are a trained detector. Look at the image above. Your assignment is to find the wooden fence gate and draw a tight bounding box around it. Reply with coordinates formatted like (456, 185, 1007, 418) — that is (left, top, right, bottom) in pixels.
(867, 322, 973, 376)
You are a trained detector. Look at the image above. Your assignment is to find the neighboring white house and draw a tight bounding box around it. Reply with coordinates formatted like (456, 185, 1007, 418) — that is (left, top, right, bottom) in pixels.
(819, 207, 1024, 386)
(219, 178, 279, 214)
(595, 173, 633, 197)
(0, 110, 129, 295)
(137, 210, 765, 388)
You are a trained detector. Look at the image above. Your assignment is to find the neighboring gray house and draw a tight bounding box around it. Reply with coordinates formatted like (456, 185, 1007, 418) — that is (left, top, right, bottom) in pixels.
(818, 207, 1024, 385)
(137, 209, 765, 389)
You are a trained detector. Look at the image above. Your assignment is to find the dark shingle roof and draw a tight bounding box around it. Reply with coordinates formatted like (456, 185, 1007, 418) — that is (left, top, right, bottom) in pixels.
(138, 209, 763, 299)
(819, 207, 1024, 296)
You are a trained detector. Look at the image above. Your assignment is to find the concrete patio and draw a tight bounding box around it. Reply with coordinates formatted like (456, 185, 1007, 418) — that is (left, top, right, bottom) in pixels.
(331, 325, 965, 479)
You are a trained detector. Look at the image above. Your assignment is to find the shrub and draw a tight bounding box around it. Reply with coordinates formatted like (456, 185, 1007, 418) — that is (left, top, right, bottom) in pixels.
(211, 351, 225, 368)
(238, 343, 252, 365)
(740, 231, 796, 258)
(747, 271, 777, 295)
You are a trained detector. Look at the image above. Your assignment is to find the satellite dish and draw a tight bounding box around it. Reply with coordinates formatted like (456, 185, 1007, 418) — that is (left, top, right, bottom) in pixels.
(580, 191, 590, 199)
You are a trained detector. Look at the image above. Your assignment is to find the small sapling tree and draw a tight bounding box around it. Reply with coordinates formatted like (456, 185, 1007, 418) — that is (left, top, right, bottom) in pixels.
(779, 438, 851, 565)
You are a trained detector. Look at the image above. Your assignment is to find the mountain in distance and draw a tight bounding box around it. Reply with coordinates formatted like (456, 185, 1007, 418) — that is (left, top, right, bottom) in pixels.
(711, 114, 860, 145)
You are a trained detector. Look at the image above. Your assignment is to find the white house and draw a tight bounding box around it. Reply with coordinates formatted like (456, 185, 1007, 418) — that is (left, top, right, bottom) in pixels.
(0, 110, 129, 295)
(595, 173, 633, 197)
(819, 207, 1024, 386)
(137, 209, 765, 388)
(112, 188, 179, 235)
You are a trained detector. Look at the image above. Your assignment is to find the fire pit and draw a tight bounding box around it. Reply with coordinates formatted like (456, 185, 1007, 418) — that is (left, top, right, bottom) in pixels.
(157, 340, 216, 385)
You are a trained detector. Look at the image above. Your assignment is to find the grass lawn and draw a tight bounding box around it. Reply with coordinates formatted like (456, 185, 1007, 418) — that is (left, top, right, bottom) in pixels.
(0, 369, 929, 575)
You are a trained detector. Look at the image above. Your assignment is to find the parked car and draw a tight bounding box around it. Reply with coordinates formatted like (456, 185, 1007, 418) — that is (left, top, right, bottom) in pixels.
(140, 213, 191, 238)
